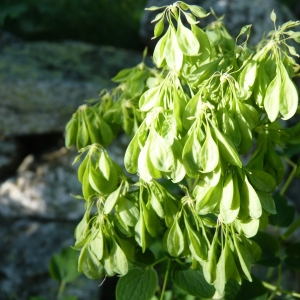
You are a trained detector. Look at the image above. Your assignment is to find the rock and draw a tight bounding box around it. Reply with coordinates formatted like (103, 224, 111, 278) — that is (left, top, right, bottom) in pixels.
(0, 218, 100, 300)
(0, 147, 83, 220)
(0, 41, 144, 137)
(140, 0, 296, 50)
(0, 138, 25, 181)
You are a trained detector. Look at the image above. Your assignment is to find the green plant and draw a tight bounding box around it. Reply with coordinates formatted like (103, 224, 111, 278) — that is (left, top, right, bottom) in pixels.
(30, 247, 80, 300)
(1, 0, 147, 50)
(65, 2, 300, 299)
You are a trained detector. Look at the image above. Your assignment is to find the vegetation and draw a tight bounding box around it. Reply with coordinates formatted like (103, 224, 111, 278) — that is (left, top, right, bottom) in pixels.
(63, 1, 300, 299)
(0, 0, 147, 50)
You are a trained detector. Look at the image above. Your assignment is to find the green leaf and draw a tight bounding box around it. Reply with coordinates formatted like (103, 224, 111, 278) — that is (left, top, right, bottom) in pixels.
(176, 17, 200, 56)
(153, 27, 169, 68)
(264, 70, 281, 122)
(245, 169, 276, 193)
(153, 17, 165, 39)
(111, 240, 128, 275)
(269, 194, 295, 227)
(49, 248, 80, 282)
(103, 186, 121, 214)
(182, 128, 202, 177)
(212, 125, 242, 167)
(238, 60, 257, 92)
(188, 5, 209, 18)
(116, 268, 158, 300)
(270, 10, 277, 23)
(220, 172, 240, 223)
(165, 26, 183, 71)
(256, 191, 276, 215)
(200, 125, 219, 173)
(149, 131, 174, 172)
(195, 180, 223, 215)
(251, 231, 280, 267)
(241, 176, 262, 219)
(234, 275, 268, 300)
(234, 113, 252, 154)
(167, 220, 184, 257)
(89, 229, 104, 261)
(284, 243, 300, 271)
(279, 61, 299, 120)
(172, 263, 215, 298)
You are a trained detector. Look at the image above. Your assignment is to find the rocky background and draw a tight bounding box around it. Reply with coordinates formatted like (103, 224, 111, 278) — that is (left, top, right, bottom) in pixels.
(0, 1, 300, 299)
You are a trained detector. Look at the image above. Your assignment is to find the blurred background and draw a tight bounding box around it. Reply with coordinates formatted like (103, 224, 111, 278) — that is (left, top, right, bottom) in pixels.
(0, 0, 299, 300)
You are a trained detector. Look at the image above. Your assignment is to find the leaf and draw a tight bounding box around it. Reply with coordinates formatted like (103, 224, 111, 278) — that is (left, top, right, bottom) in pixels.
(176, 17, 200, 56)
(234, 275, 268, 300)
(264, 71, 281, 122)
(89, 229, 104, 261)
(149, 131, 174, 172)
(182, 128, 202, 177)
(165, 26, 183, 71)
(239, 60, 257, 92)
(116, 268, 158, 300)
(153, 27, 169, 68)
(167, 220, 184, 257)
(269, 194, 295, 227)
(232, 234, 252, 281)
(239, 218, 260, 238)
(82, 249, 104, 279)
(153, 17, 165, 39)
(103, 186, 121, 214)
(49, 248, 80, 282)
(188, 5, 209, 18)
(124, 126, 143, 174)
(139, 85, 161, 112)
(220, 172, 240, 224)
(245, 169, 276, 193)
(111, 240, 128, 275)
(200, 125, 219, 173)
(117, 196, 139, 227)
(65, 117, 78, 149)
(172, 263, 215, 298)
(212, 125, 242, 167)
(270, 10, 276, 23)
(234, 113, 252, 154)
(279, 61, 299, 120)
(256, 191, 276, 215)
(284, 243, 300, 271)
(241, 176, 262, 219)
(195, 180, 223, 215)
(251, 231, 280, 267)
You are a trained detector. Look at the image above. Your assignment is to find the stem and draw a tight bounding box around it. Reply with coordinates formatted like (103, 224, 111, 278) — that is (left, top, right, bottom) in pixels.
(280, 158, 297, 196)
(57, 280, 66, 299)
(150, 256, 169, 268)
(264, 281, 300, 298)
(279, 216, 300, 241)
(160, 259, 171, 300)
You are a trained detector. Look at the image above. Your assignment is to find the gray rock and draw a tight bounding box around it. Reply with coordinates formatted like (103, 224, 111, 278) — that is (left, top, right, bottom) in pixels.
(140, 0, 295, 50)
(0, 139, 24, 181)
(0, 218, 100, 300)
(0, 41, 144, 137)
(0, 147, 83, 220)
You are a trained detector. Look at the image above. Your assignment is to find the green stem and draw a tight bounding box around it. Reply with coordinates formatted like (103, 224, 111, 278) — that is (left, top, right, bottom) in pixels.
(57, 280, 66, 299)
(150, 256, 169, 268)
(160, 259, 171, 300)
(280, 216, 300, 241)
(263, 281, 300, 298)
(280, 158, 297, 196)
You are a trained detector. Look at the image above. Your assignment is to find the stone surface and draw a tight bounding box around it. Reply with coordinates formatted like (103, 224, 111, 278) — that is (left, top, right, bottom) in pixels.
(0, 40, 144, 137)
(0, 218, 100, 300)
(140, 0, 296, 50)
(0, 148, 82, 220)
